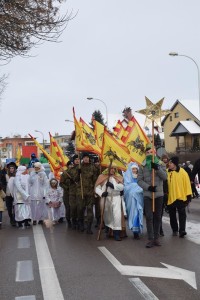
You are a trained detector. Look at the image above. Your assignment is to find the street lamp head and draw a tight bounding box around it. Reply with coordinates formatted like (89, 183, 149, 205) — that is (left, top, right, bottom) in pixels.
(87, 97, 93, 100)
(35, 130, 39, 132)
(169, 52, 179, 56)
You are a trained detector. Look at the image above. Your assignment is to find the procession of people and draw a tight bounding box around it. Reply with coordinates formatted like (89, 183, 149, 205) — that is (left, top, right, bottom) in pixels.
(0, 147, 198, 249)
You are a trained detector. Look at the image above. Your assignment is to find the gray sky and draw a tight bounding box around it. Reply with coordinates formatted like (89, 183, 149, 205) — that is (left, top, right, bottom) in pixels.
(1, 0, 200, 143)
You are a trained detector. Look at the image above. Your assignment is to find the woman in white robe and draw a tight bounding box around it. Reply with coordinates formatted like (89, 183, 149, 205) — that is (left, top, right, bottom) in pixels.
(29, 162, 48, 225)
(46, 178, 65, 223)
(13, 166, 32, 228)
(95, 166, 124, 241)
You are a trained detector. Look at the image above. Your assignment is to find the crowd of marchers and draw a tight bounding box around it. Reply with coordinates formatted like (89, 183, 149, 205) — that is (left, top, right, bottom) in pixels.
(0, 146, 199, 248)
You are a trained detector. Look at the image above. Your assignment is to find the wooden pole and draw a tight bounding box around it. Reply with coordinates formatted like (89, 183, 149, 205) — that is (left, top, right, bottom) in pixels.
(152, 120, 155, 212)
(78, 152, 84, 199)
(97, 158, 113, 241)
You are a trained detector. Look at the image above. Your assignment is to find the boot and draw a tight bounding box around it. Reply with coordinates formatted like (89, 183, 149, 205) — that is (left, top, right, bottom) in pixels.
(133, 232, 140, 240)
(113, 230, 122, 241)
(72, 219, 77, 230)
(78, 220, 84, 232)
(86, 222, 93, 234)
(67, 219, 72, 228)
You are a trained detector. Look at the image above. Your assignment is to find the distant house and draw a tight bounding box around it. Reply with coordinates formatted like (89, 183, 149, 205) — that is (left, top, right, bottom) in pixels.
(161, 100, 200, 153)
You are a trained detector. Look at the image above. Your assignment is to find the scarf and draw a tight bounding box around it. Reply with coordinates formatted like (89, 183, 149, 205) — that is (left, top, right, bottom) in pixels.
(146, 155, 160, 171)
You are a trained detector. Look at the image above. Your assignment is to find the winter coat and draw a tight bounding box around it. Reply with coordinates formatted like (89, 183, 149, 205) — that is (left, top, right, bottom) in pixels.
(0, 189, 6, 211)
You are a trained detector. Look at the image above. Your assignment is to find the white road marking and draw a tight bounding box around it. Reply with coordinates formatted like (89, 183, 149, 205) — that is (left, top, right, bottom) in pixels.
(129, 278, 159, 300)
(16, 260, 34, 282)
(33, 225, 64, 300)
(17, 237, 30, 249)
(162, 216, 200, 245)
(15, 296, 36, 300)
(98, 246, 197, 289)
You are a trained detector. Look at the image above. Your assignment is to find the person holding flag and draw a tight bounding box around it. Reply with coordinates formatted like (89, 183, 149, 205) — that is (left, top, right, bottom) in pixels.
(137, 144, 167, 248)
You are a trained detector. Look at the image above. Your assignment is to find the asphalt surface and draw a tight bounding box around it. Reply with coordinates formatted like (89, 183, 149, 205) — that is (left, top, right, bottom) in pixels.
(0, 198, 200, 300)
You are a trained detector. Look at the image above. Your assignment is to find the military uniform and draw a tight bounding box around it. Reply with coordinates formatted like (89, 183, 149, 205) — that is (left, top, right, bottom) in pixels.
(60, 171, 71, 226)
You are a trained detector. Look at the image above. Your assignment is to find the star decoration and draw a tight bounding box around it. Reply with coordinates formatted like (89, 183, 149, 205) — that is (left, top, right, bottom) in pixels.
(136, 97, 171, 128)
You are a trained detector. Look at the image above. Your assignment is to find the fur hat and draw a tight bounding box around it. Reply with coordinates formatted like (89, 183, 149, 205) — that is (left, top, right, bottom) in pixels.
(6, 162, 17, 169)
(82, 152, 90, 159)
(169, 156, 179, 167)
(72, 154, 79, 162)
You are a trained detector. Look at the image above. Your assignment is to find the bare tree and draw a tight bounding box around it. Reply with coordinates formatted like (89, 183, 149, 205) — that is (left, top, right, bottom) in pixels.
(0, 0, 75, 61)
(0, 73, 8, 102)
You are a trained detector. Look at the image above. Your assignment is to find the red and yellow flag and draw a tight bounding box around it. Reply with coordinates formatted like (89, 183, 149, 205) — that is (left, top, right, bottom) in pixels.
(113, 120, 125, 139)
(121, 116, 150, 165)
(28, 134, 60, 171)
(101, 129, 131, 171)
(49, 132, 69, 169)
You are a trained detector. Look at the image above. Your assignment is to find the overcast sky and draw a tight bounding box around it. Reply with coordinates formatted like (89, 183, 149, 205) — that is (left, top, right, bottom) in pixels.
(1, 0, 200, 142)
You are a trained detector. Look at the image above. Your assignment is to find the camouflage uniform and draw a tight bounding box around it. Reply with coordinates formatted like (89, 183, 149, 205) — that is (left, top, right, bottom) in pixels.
(60, 171, 71, 226)
(93, 164, 101, 227)
(72, 162, 96, 233)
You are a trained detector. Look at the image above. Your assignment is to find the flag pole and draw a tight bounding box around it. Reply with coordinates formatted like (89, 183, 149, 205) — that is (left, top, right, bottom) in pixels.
(152, 120, 155, 212)
(97, 158, 113, 241)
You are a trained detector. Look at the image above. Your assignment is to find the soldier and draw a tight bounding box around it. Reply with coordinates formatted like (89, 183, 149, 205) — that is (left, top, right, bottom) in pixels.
(72, 152, 96, 234)
(60, 161, 73, 228)
(67, 155, 80, 230)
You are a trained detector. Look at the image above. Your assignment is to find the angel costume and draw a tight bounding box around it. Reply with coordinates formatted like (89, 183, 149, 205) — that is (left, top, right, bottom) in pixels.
(13, 166, 32, 225)
(46, 179, 65, 222)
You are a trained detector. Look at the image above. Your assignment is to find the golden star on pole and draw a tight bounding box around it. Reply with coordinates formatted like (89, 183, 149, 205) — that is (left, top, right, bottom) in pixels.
(136, 97, 171, 127)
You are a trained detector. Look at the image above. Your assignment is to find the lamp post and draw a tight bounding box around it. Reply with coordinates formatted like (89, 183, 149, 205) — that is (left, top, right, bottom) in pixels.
(35, 130, 45, 148)
(87, 97, 108, 127)
(65, 119, 74, 123)
(169, 52, 200, 117)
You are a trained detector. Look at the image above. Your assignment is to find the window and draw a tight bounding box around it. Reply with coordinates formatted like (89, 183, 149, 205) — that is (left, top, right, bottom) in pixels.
(174, 112, 179, 118)
(170, 116, 172, 121)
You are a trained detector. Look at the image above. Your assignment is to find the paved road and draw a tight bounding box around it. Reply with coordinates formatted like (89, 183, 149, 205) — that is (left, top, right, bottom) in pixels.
(0, 198, 200, 300)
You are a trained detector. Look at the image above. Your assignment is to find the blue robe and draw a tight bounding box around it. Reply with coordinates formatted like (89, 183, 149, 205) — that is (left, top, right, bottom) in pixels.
(123, 163, 144, 233)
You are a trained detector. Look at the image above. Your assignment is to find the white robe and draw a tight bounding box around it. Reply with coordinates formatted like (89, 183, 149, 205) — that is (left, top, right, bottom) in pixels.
(46, 186, 65, 221)
(29, 170, 48, 221)
(13, 174, 32, 222)
(95, 177, 124, 230)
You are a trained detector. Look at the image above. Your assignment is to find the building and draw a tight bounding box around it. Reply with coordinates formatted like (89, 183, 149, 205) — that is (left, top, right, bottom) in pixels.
(0, 135, 35, 162)
(53, 133, 71, 151)
(161, 100, 200, 153)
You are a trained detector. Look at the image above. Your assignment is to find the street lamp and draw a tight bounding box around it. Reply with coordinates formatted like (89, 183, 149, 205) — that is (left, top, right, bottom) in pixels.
(87, 97, 108, 127)
(35, 129, 45, 148)
(169, 52, 200, 117)
(65, 119, 74, 123)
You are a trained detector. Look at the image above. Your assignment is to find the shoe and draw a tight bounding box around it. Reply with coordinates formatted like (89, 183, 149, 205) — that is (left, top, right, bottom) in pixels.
(38, 220, 43, 225)
(160, 228, 164, 236)
(133, 232, 140, 240)
(33, 220, 37, 225)
(145, 240, 154, 248)
(58, 218, 63, 223)
(10, 220, 16, 227)
(0, 223, 2, 229)
(172, 231, 178, 236)
(113, 230, 122, 241)
(179, 231, 187, 238)
(154, 239, 162, 246)
(86, 222, 93, 234)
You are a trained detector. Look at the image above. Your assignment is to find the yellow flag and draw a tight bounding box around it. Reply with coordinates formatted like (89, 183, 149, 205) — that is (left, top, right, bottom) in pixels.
(73, 108, 86, 152)
(49, 132, 69, 169)
(93, 120, 104, 149)
(121, 116, 150, 165)
(15, 147, 21, 166)
(80, 118, 101, 155)
(101, 129, 131, 171)
(29, 134, 60, 171)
